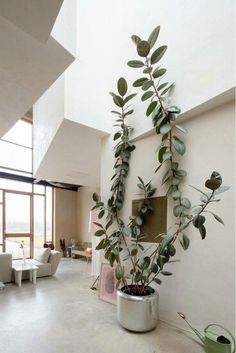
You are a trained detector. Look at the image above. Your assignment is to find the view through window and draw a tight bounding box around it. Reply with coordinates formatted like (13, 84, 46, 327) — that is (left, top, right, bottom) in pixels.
(0, 120, 54, 259)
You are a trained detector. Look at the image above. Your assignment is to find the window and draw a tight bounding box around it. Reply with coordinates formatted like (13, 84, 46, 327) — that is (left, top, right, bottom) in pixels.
(0, 119, 32, 176)
(0, 119, 54, 259)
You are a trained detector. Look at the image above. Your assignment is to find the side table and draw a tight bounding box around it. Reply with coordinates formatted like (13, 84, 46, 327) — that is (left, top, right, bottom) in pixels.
(12, 264, 39, 287)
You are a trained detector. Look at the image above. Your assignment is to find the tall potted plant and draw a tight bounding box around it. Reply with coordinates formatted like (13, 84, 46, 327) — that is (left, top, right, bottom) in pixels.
(92, 25, 229, 332)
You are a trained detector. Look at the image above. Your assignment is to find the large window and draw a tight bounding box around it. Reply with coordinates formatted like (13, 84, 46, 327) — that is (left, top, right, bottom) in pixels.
(0, 119, 54, 259)
(0, 179, 54, 259)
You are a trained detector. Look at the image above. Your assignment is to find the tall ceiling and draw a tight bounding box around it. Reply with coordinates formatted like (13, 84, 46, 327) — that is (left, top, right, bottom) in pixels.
(0, 0, 75, 137)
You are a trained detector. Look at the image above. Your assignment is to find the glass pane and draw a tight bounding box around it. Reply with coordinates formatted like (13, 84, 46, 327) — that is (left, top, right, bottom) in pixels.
(34, 195, 45, 253)
(0, 167, 32, 177)
(2, 120, 32, 148)
(0, 178, 32, 192)
(5, 237, 30, 259)
(5, 193, 31, 233)
(0, 245, 2, 253)
(0, 204, 2, 243)
(0, 140, 32, 173)
(46, 187, 52, 242)
(33, 184, 45, 195)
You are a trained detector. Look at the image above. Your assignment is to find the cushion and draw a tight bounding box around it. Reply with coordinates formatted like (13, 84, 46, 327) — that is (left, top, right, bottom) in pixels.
(34, 248, 51, 264)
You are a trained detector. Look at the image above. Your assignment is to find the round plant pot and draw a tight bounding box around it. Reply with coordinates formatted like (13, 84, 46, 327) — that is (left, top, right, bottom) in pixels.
(117, 285, 159, 332)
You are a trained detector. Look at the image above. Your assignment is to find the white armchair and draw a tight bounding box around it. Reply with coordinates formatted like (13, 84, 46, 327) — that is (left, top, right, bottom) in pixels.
(0, 253, 12, 283)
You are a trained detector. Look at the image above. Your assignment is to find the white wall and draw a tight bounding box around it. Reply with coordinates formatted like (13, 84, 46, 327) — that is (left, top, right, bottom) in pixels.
(77, 186, 100, 243)
(100, 100, 235, 332)
(33, 75, 65, 174)
(66, 0, 235, 137)
(52, 0, 77, 57)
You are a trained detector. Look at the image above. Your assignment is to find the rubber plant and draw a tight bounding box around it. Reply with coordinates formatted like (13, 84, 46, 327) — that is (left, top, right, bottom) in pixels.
(92, 25, 229, 295)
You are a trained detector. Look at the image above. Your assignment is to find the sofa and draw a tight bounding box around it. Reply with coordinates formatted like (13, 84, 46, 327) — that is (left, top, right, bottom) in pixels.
(0, 250, 62, 283)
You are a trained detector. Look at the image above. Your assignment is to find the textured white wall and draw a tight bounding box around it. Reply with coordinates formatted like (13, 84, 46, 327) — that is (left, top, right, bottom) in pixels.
(100, 100, 235, 331)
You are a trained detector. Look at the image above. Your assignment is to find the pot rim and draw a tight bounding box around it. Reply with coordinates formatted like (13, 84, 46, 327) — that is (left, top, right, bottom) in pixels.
(117, 285, 158, 301)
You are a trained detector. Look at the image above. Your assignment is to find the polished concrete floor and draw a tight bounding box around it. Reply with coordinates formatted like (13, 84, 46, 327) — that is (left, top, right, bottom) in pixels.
(0, 259, 204, 353)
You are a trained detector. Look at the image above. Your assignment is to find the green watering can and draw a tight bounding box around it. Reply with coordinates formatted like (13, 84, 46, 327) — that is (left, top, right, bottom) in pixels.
(178, 312, 235, 353)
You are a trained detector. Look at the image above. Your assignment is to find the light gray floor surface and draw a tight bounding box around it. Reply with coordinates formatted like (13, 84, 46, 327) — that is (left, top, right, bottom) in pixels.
(0, 258, 204, 353)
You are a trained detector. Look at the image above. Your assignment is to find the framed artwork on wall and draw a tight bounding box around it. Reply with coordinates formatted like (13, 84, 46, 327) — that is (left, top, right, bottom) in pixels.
(132, 196, 167, 243)
(99, 263, 118, 305)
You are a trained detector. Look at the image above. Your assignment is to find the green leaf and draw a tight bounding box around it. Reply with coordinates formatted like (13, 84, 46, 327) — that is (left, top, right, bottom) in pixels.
(131, 34, 141, 46)
(175, 125, 188, 134)
(214, 185, 230, 194)
(172, 136, 186, 155)
(98, 210, 105, 219)
(133, 77, 148, 87)
(115, 265, 123, 280)
(124, 226, 131, 236)
(96, 239, 105, 250)
(172, 190, 182, 200)
(158, 82, 169, 91)
(193, 215, 206, 228)
(142, 80, 153, 91)
(146, 101, 158, 116)
(173, 205, 183, 217)
(199, 225, 206, 239)
(135, 216, 143, 226)
(180, 197, 191, 209)
(92, 192, 99, 202)
(168, 243, 176, 256)
(141, 91, 154, 101)
(159, 234, 174, 255)
(124, 109, 134, 116)
(143, 67, 153, 74)
(117, 77, 127, 96)
(127, 60, 144, 68)
(114, 132, 121, 141)
(151, 263, 159, 274)
(93, 222, 103, 229)
(180, 234, 190, 250)
(140, 256, 151, 270)
(113, 95, 124, 107)
(95, 229, 105, 237)
(160, 123, 172, 134)
(167, 106, 181, 114)
(176, 169, 187, 177)
(151, 45, 167, 64)
(162, 151, 172, 161)
(153, 68, 167, 79)
(153, 277, 162, 285)
(148, 26, 160, 48)
(123, 93, 137, 104)
(137, 40, 150, 57)
(161, 83, 174, 95)
(158, 146, 167, 163)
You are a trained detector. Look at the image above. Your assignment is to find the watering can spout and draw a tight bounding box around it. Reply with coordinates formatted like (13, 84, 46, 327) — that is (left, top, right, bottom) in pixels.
(177, 312, 205, 344)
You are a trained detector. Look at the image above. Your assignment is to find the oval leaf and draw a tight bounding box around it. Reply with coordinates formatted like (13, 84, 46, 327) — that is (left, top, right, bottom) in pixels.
(146, 101, 157, 117)
(117, 77, 127, 96)
(127, 60, 144, 68)
(137, 40, 150, 57)
(151, 45, 167, 64)
(141, 91, 154, 101)
(153, 68, 167, 79)
(148, 26, 160, 48)
(133, 77, 148, 87)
